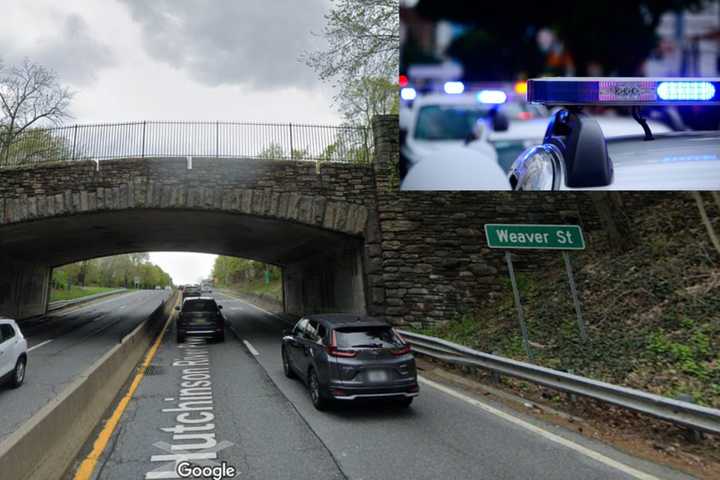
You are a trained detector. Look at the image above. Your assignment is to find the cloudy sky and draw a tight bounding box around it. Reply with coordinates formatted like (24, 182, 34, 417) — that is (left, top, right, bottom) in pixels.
(2, 0, 339, 284)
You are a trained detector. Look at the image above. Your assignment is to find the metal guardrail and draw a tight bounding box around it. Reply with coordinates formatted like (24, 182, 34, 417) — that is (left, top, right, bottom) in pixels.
(0, 121, 373, 168)
(48, 289, 127, 312)
(397, 329, 720, 435)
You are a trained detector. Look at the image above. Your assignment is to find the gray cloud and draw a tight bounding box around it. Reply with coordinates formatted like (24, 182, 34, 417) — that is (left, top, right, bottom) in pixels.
(118, 0, 329, 90)
(3, 14, 116, 86)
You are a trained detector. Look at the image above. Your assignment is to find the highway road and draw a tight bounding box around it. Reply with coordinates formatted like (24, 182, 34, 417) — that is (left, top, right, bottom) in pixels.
(73, 292, 695, 480)
(0, 290, 170, 444)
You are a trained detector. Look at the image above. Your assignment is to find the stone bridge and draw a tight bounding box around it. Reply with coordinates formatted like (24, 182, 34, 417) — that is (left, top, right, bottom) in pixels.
(0, 116, 658, 324)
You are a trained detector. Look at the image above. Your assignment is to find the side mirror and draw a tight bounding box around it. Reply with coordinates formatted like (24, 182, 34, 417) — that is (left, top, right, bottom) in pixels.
(174, 306, 180, 311)
(491, 109, 510, 132)
(465, 121, 485, 145)
(217, 305, 223, 310)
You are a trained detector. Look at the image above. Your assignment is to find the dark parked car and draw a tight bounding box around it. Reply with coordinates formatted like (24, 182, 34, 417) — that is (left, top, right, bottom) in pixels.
(281, 314, 419, 410)
(182, 285, 202, 300)
(175, 297, 225, 343)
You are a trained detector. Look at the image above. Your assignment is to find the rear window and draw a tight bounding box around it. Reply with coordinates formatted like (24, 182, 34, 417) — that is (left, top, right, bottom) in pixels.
(334, 326, 401, 348)
(182, 300, 217, 312)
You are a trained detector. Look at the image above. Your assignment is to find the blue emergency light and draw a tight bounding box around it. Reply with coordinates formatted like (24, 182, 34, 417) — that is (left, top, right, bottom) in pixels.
(527, 78, 720, 106)
(400, 87, 417, 101)
(476, 89, 507, 104)
(443, 81, 465, 94)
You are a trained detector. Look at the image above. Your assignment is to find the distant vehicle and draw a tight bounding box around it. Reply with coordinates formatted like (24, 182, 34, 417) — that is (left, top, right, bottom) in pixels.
(509, 77, 720, 190)
(281, 314, 419, 410)
(0, 317, 28, 388)
(182, 285, 202, 299)
(174, 297, 225, 343)
(201, 279, 213, 294)
(154, 286, 162, 290)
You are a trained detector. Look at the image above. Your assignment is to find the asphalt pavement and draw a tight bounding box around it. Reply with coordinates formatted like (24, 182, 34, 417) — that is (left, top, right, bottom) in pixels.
(0, 289, 169, 444)
(73, 292, 696, 480)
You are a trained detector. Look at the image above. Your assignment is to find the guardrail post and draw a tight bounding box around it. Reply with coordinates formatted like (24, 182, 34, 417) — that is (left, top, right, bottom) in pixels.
(216, 121, 220, 158)
(289, 123, 294, 159)
(141, 121, 147, 158)
(505, 251, 533, 360)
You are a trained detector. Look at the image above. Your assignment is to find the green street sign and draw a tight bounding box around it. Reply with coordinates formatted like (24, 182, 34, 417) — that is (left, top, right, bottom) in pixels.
(484, 224, 585, 250)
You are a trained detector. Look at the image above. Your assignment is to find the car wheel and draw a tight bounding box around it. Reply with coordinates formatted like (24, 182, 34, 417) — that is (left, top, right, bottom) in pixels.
(282, 346, 295, 379)
(10, 356, 26, 388)
(308, 369, 328, 411)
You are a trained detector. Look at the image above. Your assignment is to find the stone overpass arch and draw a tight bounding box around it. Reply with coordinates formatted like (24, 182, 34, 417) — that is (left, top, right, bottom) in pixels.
(0, 156, 378, 319)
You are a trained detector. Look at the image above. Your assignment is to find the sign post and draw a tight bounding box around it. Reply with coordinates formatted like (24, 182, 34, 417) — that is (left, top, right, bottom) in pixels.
(485, 224, 587, 357)
(562, 251, 587, 340)
(504, 251, 532, 360)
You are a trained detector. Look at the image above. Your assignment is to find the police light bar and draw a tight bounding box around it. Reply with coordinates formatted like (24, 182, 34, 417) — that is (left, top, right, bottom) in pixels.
(527, 77, 720, 106)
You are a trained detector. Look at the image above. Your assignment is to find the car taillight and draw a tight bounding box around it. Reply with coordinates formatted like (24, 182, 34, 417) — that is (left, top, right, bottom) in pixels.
(391, 344, 411, 356)
(327, 330, 357, 357)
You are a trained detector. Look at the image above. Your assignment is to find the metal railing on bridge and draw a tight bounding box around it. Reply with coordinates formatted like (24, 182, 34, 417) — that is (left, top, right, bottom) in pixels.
(0, 121, 373, 168)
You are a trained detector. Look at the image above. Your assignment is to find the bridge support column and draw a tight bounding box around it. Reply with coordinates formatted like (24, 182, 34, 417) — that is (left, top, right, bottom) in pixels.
(283, 244, 366, 316)
(0, 257, 50, 319)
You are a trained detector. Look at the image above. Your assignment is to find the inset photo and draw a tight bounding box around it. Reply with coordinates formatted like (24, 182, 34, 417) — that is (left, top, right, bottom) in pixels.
(399, 0, 720, 190)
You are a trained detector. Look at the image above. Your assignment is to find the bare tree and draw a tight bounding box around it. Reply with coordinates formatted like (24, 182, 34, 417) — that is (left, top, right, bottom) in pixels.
(304, 0, 399, 82)
(304, 0, 399, 126)
(0, 58, 73, 161)
(341, 76, 399, 127)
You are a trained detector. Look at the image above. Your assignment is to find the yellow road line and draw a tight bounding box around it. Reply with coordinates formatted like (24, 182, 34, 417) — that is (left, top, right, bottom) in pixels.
(73, 306, 176, 480)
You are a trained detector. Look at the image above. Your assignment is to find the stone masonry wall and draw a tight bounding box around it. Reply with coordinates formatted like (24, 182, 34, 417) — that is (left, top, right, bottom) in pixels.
(368, 115, 687, 326)
(0, 157, 374, 237)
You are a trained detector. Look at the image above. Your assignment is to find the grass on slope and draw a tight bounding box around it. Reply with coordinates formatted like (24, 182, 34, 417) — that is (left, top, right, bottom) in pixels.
(50, 286, 118, 302)
(221, 278, 282, 302)
(415, 196, 720, 408)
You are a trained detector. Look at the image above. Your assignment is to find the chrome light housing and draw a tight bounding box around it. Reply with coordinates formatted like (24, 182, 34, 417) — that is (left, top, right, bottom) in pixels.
(508, 144, 564, 190)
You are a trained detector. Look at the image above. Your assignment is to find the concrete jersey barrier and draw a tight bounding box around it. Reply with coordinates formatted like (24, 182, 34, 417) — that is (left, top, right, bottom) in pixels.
(0, 290, 180, 480)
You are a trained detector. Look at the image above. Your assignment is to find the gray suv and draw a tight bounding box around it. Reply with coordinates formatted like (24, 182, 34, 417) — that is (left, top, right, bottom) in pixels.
(281, 314, 419, 410)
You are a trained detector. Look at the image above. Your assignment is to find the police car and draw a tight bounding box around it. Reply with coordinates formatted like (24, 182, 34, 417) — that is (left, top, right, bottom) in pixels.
(400, 81, 551, 179)
(401, 92, 502, 176)
(509, 78, 720, 190)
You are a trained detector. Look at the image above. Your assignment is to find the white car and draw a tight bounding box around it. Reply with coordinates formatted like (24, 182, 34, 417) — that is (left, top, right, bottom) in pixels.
(0, 318, 28, 388)
(401, 143, 511, 190)
(401, 93, 500, 170)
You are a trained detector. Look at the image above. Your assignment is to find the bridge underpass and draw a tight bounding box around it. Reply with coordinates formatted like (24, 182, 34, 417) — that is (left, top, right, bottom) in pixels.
(0, 208, 367, 319)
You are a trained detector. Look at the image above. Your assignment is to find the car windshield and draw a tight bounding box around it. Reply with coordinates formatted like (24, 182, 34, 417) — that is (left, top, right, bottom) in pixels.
(414, 105, 492, 140)
(182, 300, 217, 312)
(498, 102, 547, 120)
(334, 326, 402, 348)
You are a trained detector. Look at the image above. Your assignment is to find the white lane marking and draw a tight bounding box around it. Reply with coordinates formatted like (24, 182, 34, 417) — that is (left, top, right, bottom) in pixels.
(243, 340, 259, 356)
(418, 376, 661, 480)
(28, 339, 53, 352)
(217, 292, 281, 318)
